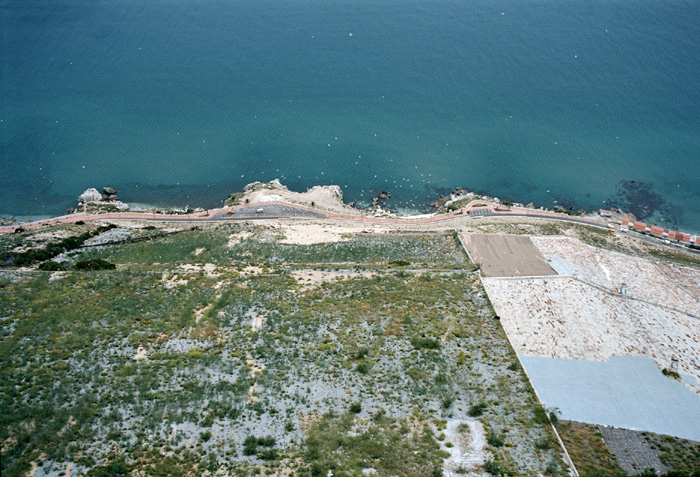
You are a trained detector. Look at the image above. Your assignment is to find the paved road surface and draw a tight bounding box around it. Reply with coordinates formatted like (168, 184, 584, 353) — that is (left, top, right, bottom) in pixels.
(211, 204, 326, 220)
(1, 200, 698, 256)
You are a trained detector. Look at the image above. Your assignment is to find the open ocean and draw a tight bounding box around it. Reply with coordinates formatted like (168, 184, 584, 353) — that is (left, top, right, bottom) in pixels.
(2, 0, 700, 231)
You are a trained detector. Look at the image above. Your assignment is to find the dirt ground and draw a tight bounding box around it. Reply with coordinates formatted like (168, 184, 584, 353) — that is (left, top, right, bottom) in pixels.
(463, 234, 556, 277)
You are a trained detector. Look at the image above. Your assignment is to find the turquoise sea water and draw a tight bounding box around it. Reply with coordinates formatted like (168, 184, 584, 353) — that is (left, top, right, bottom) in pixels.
(2, 0, 700, 231)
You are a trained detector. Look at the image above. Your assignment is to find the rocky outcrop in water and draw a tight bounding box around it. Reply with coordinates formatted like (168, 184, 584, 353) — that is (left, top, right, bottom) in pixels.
(430, 187, 479, 211)
(79, 188, 102, 204)
(370, 191, 391, 210)
(77, 187, 129, 211)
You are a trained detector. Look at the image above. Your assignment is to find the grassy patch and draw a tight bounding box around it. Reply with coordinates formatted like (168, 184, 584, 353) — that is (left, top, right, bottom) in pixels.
(554, 421, 626, 476)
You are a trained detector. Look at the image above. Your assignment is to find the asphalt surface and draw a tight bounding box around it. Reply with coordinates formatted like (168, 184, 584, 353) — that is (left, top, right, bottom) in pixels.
(212, 204, 326, 220)
(2, 201, 699, 258)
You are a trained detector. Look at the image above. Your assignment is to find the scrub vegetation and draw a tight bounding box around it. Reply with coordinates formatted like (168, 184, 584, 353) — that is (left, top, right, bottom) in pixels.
(1, 222, 566, 475)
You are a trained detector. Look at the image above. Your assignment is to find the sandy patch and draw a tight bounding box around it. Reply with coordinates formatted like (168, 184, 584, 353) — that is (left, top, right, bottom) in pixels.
(133, 346, 147, 360)
(178, 263, 220, 277)
(194, 296, 220, 324)
(193, 247, 205, 256)
(251, 314, 264, 331)
(162, 272, 189, 289)
(247, 356, 265, 378)
(241, 266, 264, 276)
(65, 461, 74, 476)
(246, 382, 260, 404)
(227, 230, 255, 247)
(299, 412, 321, 438)
(49, 271, 66, 282)
(213, 280, 229, 290)
(441, 420, 489, 475)
(290, 269, 374, 289)
(278, 223, 352, 245)
(28, 454, 46, 477)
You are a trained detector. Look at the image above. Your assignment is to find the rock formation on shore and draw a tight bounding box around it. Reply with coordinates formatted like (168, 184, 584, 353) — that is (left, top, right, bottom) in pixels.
(430, 187, 482, 211)
(239, 179, 357, 215)
(77, 187, 129, 211)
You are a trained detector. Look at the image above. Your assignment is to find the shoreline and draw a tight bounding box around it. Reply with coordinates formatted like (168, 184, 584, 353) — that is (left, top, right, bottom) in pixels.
(1, 180, 698, 253)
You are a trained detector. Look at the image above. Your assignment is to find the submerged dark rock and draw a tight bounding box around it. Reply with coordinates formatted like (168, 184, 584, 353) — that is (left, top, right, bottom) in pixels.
(370, 191, 391, 210)
(608, 180, 666, 221)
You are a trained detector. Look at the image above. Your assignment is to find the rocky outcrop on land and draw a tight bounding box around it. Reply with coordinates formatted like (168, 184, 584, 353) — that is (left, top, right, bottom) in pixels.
(430, 187, 483, 211)
(77, 187, 129, 211)
(586, 207, 637, 223)
(239, 179, 358, 215)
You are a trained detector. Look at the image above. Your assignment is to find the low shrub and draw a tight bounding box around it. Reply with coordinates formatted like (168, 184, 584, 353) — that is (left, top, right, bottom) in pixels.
(487, 433, 504, 447)
(483, 460, 502, 475)
(412, 337, 441, 351)
(468, 403, 487, 417)
(356, 362, 369, 374)
(662, 368, 681, 380)
(37, 261, 67, 271)
(75, 259, 116, 271)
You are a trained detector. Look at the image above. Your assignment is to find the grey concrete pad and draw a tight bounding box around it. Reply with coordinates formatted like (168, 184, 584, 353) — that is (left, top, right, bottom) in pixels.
(520, 355, 700, 441)
(547, 257, 576, 275)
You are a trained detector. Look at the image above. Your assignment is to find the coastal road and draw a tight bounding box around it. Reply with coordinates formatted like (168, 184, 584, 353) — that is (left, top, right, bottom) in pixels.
(1, 200, 698, 256)
(210, 204, 327, 220)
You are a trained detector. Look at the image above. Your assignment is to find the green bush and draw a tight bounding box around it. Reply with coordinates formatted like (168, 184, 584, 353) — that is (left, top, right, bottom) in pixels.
(662, 368, 681, 380)
(37, 261, 67, 271)
(258, 448, 278, 461)
(243, 436, 258, 456)
(75, 259, 116, 271)
(87, 461, 128, 476)
(468, 403, 487, 417)
(2, 224, 116, 267)
(412, 337, 441, 351)
(356, 362, 369, 374)
(487, 433, 504, 447)
(349, 402, 362, 414)
(441, 396, 454, 409)
(535, 438, 552, 450)
(483, 460, 502, 475)
(389, 260, 410, 266)
(533, 405, 549, 424)
(355, 348, 370, 360)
